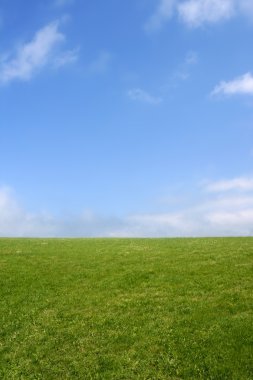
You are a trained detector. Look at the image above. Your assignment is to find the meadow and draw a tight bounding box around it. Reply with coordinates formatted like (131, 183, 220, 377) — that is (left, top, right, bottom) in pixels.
(0, 237, 252, 379)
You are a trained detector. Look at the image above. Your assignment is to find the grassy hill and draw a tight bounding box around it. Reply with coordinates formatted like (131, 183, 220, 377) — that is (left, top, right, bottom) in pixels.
(0, 237, 252, 379)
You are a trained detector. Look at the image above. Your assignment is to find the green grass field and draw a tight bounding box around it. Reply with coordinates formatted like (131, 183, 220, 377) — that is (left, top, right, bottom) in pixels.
(0, 238, 252, 379)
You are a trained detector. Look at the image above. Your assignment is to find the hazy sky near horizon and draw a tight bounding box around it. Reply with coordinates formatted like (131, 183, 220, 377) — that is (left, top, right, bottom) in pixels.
(1, 0, 253, 237)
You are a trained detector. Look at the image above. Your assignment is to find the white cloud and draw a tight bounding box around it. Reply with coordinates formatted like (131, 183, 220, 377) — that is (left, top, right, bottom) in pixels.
(116, 177, 253, 237)
(1, 176, 253, 237)
(0, 187, 21, 221)
(206, 209, 253, 236)
(207, 209, 253, 225)
(127, 88, 162, 104)
(122, 212, 198, 237)
(206, 195, 253, 208)
(146, 0, 253, 30)
(110, 192, 253, 236)
(178, 0, 235, 27)
(0, 187, 122, 237)
(0, 21, 77, 84)
(211, 73, 253, 96)
(204, 176, 253, 192)
(0, 187, 56, 237)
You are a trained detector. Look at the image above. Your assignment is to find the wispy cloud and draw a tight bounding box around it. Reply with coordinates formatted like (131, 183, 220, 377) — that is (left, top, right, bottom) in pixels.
(127, 88, 162, 104)
(89, 51, 112, 74)
(171, 50, 198, 82)
(145, 0, 176, 32)
(53, 0, 74, 8)
(185, 50, 198, 65)
(54, 47, 79, 68)
(204, 176, 253, 192)
(0, 21, 78, 84)
(239, 0, 253, 18)
(0, 10, 3, 30)
(211, 73, 253, 96)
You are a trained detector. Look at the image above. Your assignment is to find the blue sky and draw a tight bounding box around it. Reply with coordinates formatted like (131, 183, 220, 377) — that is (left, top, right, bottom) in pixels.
(1, 0, 253, 237)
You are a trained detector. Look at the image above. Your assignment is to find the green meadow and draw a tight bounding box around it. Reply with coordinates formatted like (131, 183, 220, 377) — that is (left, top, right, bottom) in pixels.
(0, 237, 252, 379)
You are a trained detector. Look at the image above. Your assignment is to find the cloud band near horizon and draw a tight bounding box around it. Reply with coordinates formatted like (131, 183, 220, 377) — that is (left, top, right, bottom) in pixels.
(1, 175, 253, 238)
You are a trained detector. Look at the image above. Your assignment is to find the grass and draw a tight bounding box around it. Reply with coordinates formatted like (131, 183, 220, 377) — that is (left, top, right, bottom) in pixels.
(0, 237, 252, 379)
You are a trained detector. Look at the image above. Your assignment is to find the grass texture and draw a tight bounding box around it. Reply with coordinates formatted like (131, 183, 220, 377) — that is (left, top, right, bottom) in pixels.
(0, 237, 252, 379)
